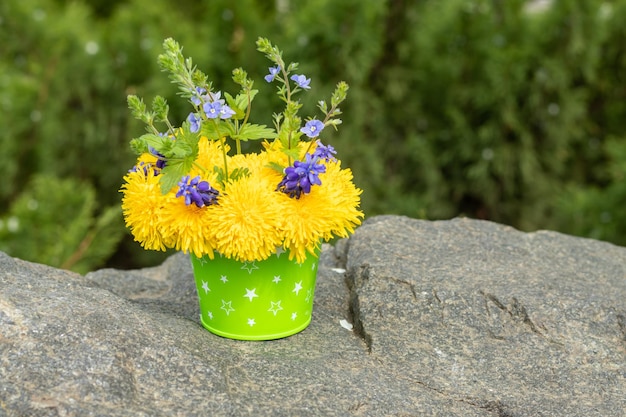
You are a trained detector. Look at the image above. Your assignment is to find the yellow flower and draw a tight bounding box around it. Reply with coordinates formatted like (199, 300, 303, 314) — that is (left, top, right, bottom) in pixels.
(279, 160, 363, 263)
(120, 168, 169, 251)
(229, 151, 265, 176)
(191, 138, 226, 189)
(208, 173, 284, 262)
(137, 152, 159, 166)
(263, 140, 311, 169)
(159, 195, 219, 258)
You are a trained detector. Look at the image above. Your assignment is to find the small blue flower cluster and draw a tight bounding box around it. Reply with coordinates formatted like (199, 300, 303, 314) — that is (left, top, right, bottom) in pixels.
(265, 65, 336, 199)
(187, 89, 236, 133)
(312, 140, 337, 162)
(277, 153, 325, 199)
(265, 66, 311, 90)
(176, 175, 220, 207)
(277, 140, 337, 199)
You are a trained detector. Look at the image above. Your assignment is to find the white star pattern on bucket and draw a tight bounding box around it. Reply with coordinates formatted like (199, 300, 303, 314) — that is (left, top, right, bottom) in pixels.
(241, 261, 258, 273)
(291, 312, 297, 321)
(247, 318, 256, 326)
(201, 280, 210, 294)
(268, 301, 283, 316)
(220, 275, 228, 283)
(305, 289, 313, 303)
(221, 300, 235, 315)
(244, 288, 259, 302)
(293, 281, 303, 295)
(207, 311, 213, 320)
(272, 275, 281, 284)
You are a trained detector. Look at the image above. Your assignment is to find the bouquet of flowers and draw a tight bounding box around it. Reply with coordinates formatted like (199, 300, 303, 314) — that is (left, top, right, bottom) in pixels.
(121, 38, 363, 264)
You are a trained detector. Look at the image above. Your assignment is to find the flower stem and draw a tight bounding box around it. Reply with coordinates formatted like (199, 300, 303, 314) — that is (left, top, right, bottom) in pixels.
(220, 137, 229, 189)
(192, 160, 209, 175)
(322, 105, 338, 125)
(209, 118, 229, 186)
(304, 140, 315, 157)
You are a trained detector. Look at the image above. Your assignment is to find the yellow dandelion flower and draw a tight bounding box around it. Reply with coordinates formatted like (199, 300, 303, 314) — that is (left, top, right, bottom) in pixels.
(191, 138, 228, 188)
(229, 152, 264, 175)
(279, 161, 363, 263)
(120, 169, 169, 251)
(159, 195, 219, 258)
(209, 174, 284, 262)
(263, 139, 312, 169)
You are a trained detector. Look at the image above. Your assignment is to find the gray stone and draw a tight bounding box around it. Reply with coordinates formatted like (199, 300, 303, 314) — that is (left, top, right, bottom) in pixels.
(1, 216, 625, 416)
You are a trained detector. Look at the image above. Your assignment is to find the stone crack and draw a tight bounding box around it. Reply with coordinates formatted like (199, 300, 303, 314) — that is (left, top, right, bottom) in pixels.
(345, 264, 373, 353)
(481, 291, 545, 337)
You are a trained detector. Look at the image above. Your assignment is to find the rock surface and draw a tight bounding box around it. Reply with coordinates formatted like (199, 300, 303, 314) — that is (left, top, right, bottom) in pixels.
(1, 216, 625, 416)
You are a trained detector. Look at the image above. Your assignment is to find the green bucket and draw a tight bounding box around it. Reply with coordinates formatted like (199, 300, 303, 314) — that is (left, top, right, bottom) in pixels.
(190, 249, 320, 340)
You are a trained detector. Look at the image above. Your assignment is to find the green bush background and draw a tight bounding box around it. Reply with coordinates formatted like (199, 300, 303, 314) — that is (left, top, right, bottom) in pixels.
(1, 0, 625, 272)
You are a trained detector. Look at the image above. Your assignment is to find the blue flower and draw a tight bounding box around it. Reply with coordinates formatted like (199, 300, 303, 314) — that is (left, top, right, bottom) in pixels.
(202, 92, 235, 120)
(313, 140, 337, 162)
(277, 153, 326, 198)
(190, 87, 207, 106)
(218, 105, 236, 120)
(187, 112, 201, 133)
(203, 101, 221, 119)
(176, 175, 220, 207)
(300, 119, 325, 138)
(290, 74, 311, 90)
(265, 66, 280, 83)
(210, 91, 222, 102)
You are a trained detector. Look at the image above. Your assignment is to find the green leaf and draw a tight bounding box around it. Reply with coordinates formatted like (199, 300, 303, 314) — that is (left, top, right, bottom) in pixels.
(229, 167, 250, 181)
(129, 137, 149, 155)
(278, 130, 303, 150)
(234, 123, 277, 141)
(159, 158, 193, 194)
(170, 141, 192, 158)
(281, 147, 301, 162)
(224, 92, 245, 120)
(151, 96, 169, 122)
(129, 133, 169, 155)
(247, 89, 259, 104)
(127, 95, 147, 121)
(201, 120, 234, 140)
(267, 161, 286, 174)
(317, 100, 328, 114)
(213, 166, 227, 187)
(235, 90, 258, 110)
(168, 129, 198, 159)
(327, 118, 343, 130)
(331, 81, 349, 107)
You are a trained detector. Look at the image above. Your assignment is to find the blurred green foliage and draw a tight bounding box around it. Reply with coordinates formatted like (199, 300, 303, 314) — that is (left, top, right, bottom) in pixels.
(1, 0, 625, 271)
(0, 174, 124, 274)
